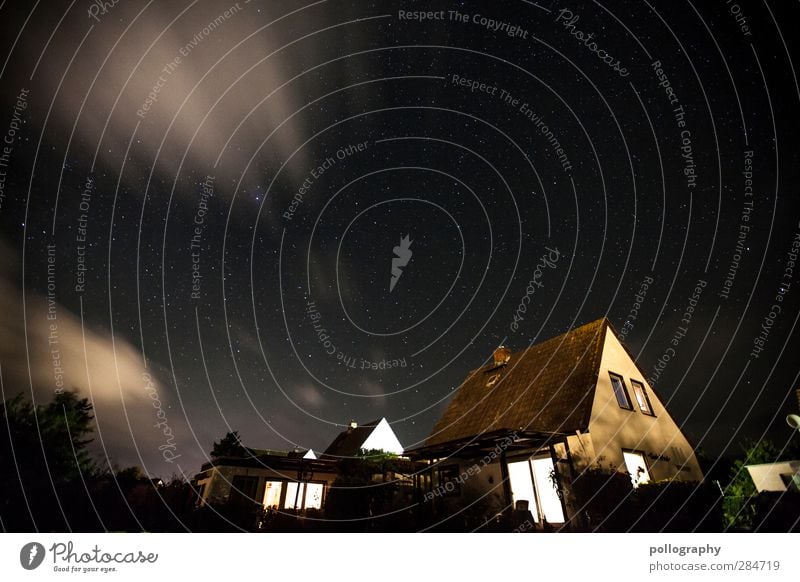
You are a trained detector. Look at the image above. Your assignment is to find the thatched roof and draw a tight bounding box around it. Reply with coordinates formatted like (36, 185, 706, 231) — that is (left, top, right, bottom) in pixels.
(422, 318, 610, 449)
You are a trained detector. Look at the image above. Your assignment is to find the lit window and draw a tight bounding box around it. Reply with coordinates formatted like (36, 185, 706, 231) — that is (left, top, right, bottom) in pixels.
(631, 380, 654, 415)
(284, 482, 304, 509)
(622, 451, 651, 487)
(283, 482, 324, 510)
(262, 480, 283, 508)
(609, 373, 632, 410)
(305, 483, 324, 509)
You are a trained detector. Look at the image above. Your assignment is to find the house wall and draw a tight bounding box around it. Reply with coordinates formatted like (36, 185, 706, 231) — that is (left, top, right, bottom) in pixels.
(564, 432, 597, 471)
(426, 457, 506, 513)
(587, 329, 704, 482)
(196, 465, 337, 507)
(746, 461, 800, 493)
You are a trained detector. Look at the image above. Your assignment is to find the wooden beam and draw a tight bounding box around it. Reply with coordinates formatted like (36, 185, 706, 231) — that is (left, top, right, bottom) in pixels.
(499, 450, 513, 517)
(549, 443, 570, 530)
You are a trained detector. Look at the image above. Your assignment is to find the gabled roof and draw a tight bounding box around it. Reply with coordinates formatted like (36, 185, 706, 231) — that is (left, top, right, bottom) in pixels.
(422, 318, 610, 449)
(323, 418, 404, 457)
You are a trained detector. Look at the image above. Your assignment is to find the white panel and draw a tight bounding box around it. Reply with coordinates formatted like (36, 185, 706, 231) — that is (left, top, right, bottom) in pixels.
(622, 451, 651, 487)
(305, 483, 324, 509)
(507, 460, 539, 522)
(360, 418, 405, 455)
(531, 457, 565, 523)
(746, 461, 800, 493)
(284, 482, 304, 509)
(262, 481, 283, 508)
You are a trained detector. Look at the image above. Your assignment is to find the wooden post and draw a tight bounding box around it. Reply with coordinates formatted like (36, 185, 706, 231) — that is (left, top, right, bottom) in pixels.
(500, 449, 513, 516)
(549, 443, 570, 530)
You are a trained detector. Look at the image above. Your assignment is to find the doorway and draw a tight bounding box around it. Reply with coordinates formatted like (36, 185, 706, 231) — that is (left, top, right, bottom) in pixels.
(508, 455, 565, 524)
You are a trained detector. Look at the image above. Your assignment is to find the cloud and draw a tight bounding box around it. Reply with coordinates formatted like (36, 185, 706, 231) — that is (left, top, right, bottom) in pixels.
(0, 245, 190, 475)
(40, 2, 314, 201)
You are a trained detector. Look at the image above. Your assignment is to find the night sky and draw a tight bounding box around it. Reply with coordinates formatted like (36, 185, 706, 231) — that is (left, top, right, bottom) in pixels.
(0, 0, 798, 480)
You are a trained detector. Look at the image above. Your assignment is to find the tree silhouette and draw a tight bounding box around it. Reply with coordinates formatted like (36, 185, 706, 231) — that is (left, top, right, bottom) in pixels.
(1, 390, 97, 530)
(211, 431, 246, 458)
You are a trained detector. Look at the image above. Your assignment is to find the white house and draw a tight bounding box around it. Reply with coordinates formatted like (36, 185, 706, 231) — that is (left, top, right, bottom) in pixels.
(408, 317, 704, 528)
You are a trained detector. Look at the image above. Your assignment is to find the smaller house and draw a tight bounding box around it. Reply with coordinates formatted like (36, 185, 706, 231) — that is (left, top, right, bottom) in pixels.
(194, 417, 406, 516)
(194, 448, 337, 514)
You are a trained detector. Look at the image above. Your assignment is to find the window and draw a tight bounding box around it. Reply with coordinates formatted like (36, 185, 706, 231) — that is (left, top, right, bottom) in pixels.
(609, 373, 632, 410)
(305, 483, 324, 509)
(284, 482, 303, 509)
(622, 451, 651, 488)
(284, 482, 325, 510)
(508, 460, 538, 522)
(631, 380, 654, 415)
(262, 480, 283, 508)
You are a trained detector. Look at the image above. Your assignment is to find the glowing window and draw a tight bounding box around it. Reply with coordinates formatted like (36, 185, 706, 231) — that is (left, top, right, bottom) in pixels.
(623, 451, 651, 488)
(262, 480, 283, 508)
(609, 373, 632, 410)
(283, 482, 324, 510)
(530, 457, 565, 523)
(631, 380, 654, 415)
(508, 460, 539, 523)
(284, 482, 303, 509)
(305, 483, 324, 509)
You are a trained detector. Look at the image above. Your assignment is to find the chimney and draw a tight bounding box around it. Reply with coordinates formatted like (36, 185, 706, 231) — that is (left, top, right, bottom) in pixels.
(349, 420, 358, 430)
(493, 346, 511, 366)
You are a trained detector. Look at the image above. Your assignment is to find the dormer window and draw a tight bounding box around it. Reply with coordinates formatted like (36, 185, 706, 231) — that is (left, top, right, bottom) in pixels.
(609, 372, 632, 410)
(631, 380, 654, 415)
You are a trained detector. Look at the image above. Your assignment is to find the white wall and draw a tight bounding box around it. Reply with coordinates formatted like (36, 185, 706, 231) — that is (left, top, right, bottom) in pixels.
(746, 461, 800, 492)
(361, 418, 405, 455)
(587, 328, 704, 482)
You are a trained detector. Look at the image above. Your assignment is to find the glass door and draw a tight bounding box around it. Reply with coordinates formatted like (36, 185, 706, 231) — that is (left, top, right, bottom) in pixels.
(507, 455, 565, 524)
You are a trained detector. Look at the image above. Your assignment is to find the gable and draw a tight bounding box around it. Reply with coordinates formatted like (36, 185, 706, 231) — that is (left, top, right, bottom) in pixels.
(361, 418, 405, 455)
(588, 329, 703, 480)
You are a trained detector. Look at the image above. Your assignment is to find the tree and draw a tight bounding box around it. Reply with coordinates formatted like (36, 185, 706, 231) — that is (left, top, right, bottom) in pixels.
(211, 431, 246, 458)
(0, 390, 98, 530)
(723, 438, 782, 530)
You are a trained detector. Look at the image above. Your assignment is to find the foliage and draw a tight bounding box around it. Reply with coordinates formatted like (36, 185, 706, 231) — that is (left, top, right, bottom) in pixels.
(569, 467, 634, 531)
(210, 431, 247, 458)
(0, 390, 197, 532)
(323, 449, 416, 531)
(569, 466, 720, 532)
(628, 479, 722, 532)
(0, 390, 99, 530)
(723, 438, 784, 530)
